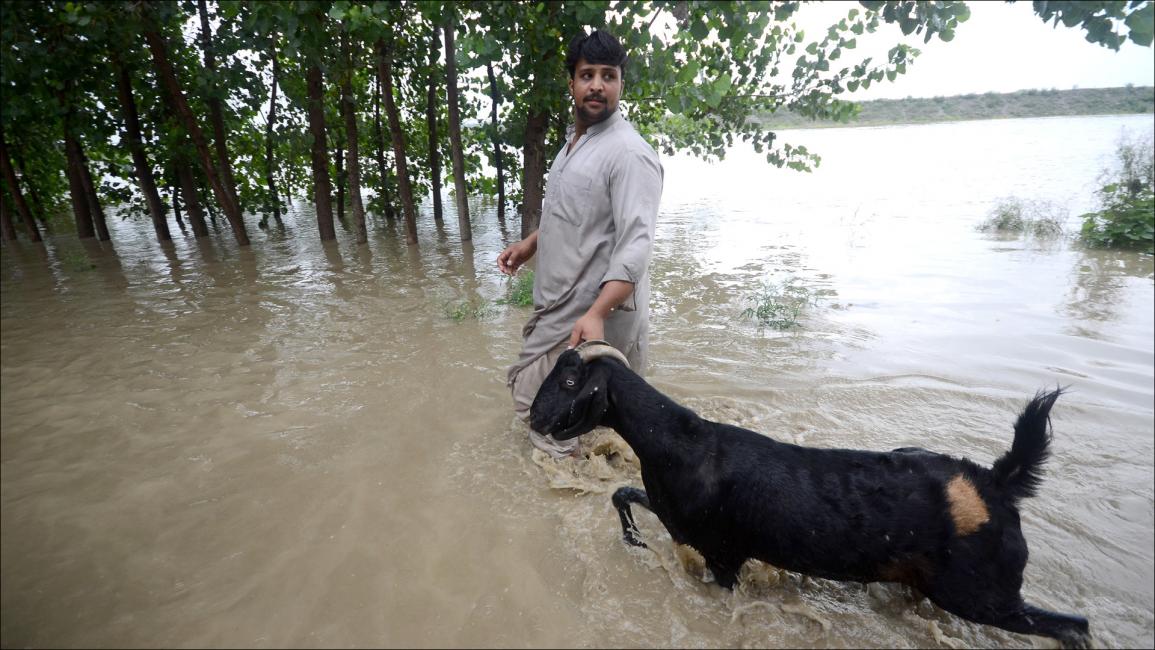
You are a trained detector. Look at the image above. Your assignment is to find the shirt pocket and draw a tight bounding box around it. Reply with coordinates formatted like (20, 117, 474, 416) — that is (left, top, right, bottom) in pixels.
(553, 169, 596, 227)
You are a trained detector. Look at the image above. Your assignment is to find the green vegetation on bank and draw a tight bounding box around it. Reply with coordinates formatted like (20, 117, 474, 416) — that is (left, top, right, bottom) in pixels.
(1080, 134, 1155, 254)
(755, 86, 1155, 130)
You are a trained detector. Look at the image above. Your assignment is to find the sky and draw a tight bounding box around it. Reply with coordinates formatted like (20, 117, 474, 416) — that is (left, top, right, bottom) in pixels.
(794, 1, 1155, 101)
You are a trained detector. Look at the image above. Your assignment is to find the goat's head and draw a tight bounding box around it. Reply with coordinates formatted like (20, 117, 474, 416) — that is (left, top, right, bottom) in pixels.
(529, 340, 629, 440)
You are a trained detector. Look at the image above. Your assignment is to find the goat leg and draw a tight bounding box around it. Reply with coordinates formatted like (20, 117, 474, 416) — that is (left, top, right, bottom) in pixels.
(611, 487, 650, 548)
(931, 590, 1091, 649)
(984, 604, 1092, 650)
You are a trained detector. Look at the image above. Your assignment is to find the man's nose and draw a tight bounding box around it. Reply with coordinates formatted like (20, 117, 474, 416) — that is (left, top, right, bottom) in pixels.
(589, 75, 603, 91)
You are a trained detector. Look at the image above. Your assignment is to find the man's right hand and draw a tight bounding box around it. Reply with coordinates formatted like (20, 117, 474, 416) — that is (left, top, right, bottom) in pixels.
(497, 233, 538, 276)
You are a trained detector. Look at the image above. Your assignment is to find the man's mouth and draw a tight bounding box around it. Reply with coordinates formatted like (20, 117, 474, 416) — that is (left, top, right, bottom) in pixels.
(585, 97, 605, 106)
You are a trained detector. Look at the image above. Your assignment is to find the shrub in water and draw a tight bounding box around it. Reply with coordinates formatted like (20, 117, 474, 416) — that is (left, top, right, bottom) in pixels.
(741, 277, 821, 330)
(977, 197, 1066, 238)
(1080, 134, 1154, 254)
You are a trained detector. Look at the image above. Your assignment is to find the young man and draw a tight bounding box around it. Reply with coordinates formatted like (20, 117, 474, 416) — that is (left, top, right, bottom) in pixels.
(497, 29, 664, 458)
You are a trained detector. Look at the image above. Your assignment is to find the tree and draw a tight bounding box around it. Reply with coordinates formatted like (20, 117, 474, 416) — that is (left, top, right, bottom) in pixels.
(378, 32, 420, 245)
(340, 22, 368, 244)
(263, 39, 283, 227)
(426, 25, 445, 225)
(485, 61, 507, 224)
(445, 11, 471, 241)
(140, 3, 249, 246)
(113, 56, 172, 242)
(1015, 0, 1155, 49)
(0, 128, 42, 242)
(196, 0, 242, 215)
(3, 0, 1150, 254)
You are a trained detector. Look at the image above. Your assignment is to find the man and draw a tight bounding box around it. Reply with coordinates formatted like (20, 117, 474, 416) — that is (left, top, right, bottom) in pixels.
(497, 29, 664, 458)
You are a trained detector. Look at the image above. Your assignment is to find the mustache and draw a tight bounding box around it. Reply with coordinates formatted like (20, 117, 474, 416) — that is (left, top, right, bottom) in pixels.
(584, 95, 606, 102)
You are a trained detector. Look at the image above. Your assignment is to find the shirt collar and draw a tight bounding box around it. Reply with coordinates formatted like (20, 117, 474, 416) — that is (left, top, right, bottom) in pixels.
(566, 109, 624, 141)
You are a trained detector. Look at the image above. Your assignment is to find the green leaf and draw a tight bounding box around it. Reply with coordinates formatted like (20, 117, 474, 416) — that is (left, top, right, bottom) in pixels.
(1125, 4, 1154, 46)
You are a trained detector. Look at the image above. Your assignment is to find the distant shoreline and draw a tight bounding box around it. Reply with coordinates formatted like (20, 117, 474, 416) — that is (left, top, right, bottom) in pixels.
(753, 85, 1155, 130)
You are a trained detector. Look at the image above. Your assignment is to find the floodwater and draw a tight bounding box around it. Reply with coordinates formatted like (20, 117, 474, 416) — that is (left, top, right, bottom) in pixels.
(2, 113, 1152, 649)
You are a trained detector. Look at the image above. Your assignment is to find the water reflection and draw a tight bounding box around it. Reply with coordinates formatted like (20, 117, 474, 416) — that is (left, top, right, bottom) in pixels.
(1063, 248, 1155, 339)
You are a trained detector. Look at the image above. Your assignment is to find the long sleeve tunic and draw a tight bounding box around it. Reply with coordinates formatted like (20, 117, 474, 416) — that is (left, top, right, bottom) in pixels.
(507, 110, 664, 385)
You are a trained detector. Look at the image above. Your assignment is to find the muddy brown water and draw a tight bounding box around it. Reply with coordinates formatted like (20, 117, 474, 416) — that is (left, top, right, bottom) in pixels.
(2, 114, 1152, 648)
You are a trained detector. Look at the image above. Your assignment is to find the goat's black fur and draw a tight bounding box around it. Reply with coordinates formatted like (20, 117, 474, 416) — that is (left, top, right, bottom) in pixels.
(530, 351, 1090, 648)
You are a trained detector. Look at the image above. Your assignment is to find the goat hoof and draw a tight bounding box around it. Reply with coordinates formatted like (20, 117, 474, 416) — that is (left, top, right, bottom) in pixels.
(623, 535, 648, 549)
(1063, 632, 1093, 650)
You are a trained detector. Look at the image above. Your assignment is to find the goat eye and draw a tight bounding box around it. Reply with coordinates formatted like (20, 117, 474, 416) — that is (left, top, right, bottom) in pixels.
(565, 378, 576, 388)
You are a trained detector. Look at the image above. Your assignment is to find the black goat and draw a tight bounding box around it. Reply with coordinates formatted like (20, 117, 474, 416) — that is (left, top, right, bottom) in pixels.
(529, 341, 1090, 648)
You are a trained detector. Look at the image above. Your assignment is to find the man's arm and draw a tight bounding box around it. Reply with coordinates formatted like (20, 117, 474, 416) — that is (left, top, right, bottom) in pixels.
(497, 230, 539, 275)
(567, 279, 634, 347)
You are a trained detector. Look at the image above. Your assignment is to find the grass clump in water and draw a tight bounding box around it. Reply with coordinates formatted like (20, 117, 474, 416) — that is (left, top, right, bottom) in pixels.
(443, 299, 496, 322)
(977, 197, 1067, 238)
(497, 270, 535, 307)
(741, 276, 821, 330)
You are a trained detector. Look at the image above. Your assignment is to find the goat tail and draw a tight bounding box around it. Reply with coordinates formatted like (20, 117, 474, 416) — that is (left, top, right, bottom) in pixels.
(991, 387, 1064, 504)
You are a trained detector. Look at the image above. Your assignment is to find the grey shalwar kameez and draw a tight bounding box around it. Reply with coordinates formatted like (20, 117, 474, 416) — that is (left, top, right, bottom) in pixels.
(507, 110, 663, 454)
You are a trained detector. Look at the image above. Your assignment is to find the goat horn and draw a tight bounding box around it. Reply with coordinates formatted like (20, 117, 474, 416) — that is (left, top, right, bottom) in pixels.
(574, 339, 630, 368)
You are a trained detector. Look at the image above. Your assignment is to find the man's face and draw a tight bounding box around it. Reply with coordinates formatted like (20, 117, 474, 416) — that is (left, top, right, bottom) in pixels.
(569, 59, 622, 128)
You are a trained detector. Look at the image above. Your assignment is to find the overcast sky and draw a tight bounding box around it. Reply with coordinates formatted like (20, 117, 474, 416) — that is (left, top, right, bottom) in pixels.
(795, 1, 1155, 100)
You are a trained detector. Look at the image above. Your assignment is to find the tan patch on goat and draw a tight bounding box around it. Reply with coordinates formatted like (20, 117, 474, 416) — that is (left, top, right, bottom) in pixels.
(946, 474, 990, 535)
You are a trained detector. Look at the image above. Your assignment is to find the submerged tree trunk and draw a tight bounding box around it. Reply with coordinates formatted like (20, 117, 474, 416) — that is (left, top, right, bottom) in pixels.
(0, 193, 16, 242)
(169, 179, 187, 234)
(335, 137, 346, 223)
(143, 14, 249, 246)
(78, 145, 111, 241)
(306, 63, 336, 241)
(444, 18, 470, 242)
(63, 130, 95, 239)
(341, 27, 367, 244)
(372, 73, 396, 221)
(11, 147, 46, 231)
(264, 44, 282, 225)
(197, 0, 240, 214)
(377, 37, 418, 245)
(425, 25, 443, 224)
(486, 62, 506, 224)
(177, 161, 209, 237)
(521, 109, 549, 238)
(115, 60, 171, 243)
(0, 128, 42, 242)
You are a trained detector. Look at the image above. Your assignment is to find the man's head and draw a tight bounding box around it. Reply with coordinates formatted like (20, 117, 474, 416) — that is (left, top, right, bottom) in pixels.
(566, 30, 627, 128)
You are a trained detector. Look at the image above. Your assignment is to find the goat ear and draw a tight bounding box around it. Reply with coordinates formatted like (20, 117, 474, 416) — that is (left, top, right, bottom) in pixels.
(554, 362, 611, 440)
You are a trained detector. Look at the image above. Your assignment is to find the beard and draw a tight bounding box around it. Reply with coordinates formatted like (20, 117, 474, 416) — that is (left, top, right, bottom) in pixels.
(576, 96, 615, 125)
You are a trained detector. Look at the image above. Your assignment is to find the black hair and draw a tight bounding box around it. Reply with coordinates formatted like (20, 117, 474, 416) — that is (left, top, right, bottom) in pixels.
(565, 30, 627, 79)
